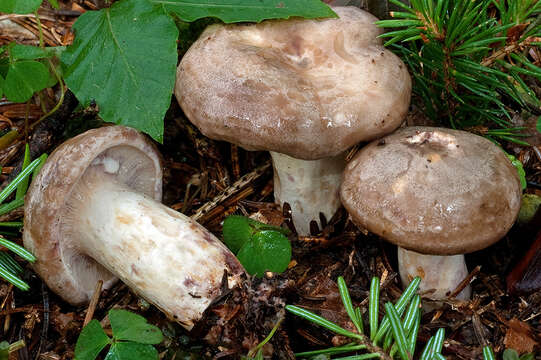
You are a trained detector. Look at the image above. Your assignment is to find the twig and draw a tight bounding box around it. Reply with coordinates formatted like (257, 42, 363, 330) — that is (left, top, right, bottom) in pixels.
(83, 280, 103, 327)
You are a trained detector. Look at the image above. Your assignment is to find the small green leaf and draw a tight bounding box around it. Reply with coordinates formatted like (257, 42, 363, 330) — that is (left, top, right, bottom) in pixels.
(223, 215, 254, 254)
(237, 230, 291, 277)
(75, 320, 111, 360)
(154, 0, 337, 23)
(0, 342, 8, 360)
(3, 61, 49, 103)
(109, 309, 163, 345)
(105, 342, 158, 360)
(536, 115, 541, 134)
(10, 44, 50, 60)
(0, 0, 42, 14)
(503, 349, 520, 360)
(61, 0, 178, 143)
(48, 0, 59, 9)
(506, 153, 527, 190)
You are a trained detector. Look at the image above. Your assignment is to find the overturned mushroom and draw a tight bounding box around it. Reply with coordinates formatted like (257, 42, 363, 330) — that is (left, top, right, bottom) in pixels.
(175, 6, 411, 234)
(23, 126, 244, 330)
(341, 127, 522, 300)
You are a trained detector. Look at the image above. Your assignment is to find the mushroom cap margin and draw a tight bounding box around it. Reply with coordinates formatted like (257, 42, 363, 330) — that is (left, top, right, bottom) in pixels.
(23, 125, 163, 305)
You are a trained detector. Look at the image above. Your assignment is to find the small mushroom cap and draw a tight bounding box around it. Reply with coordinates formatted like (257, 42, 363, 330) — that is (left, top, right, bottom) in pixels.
(341, 126, 522, 255)
(175, 7, 411, 160)
(23, 126, 163, 305)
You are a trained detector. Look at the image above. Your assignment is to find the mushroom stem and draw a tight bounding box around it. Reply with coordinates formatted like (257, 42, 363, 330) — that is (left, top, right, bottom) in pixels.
(397, 247, 471, 301)
(67, 171, 243, 330)
(270, 152, 346, 235)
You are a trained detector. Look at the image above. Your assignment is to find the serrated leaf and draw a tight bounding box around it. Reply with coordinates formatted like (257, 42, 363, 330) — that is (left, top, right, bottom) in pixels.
(74, 320, 111, 360)
(153, 0, 337, 23)
(105, 342, 158, 360)
(109, 309, 163, 345)
(3, 61, 49, 103)
(0, 0, 42, 14)
(10, 44, 50, 60)
(237, 230, 291, 277)
(61, 0, 178, 143)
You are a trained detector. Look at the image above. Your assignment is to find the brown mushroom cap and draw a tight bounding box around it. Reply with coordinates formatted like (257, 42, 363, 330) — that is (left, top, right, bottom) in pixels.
(341, 126, 522, 255)
(175, 7, 411, 160)
(23, 126, 162, 305)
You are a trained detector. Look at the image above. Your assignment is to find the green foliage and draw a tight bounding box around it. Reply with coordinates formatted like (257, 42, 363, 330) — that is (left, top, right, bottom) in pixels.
(75, 309, 163, 360)
(503, 349, 535, 360)
(0, 340, 25, 360)
(223, 215, 291, 277)
(0, 43, 55, 103)
(518, 193, 541, 224)
(61, 0, 178, 143)
(0, 0, 42, 14)
(155, 0, 336, 23)
(0, 150, 47, 291)
(376, 0, 541, 143)
(506, 153, 527, 190)
(286, 276, 449, 359)
(60, 0, 335, 142)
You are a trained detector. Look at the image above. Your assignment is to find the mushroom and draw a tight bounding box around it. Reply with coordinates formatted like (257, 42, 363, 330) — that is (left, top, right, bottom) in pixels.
(340, 126, 522, 300)
(174, 6, 411, 234)
(23, 126, 244, 330)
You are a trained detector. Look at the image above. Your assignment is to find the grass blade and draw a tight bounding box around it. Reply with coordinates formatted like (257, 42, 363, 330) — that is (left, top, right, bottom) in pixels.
(295, 343, 366, 357)
(338, 276, 363, 335)
(385, 303, 410, 360)
(482, 346, 496, 360)
(15, 144, 31, 200)
(0, 238, 35, 262)
(285, 305, 361, 340)
(369, 277, 380, 340)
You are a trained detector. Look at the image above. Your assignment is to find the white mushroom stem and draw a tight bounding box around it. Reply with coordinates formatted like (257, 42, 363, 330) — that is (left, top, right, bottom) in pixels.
(65, 171, 243, 330)
(398, 247, 471, 301)
(270, 151, 346, 235)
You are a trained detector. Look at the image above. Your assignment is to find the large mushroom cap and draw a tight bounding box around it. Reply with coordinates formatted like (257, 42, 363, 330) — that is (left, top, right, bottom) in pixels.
(175, 7, 411, 160)
(341, 126, 522, 255)
(23, 126, 163, 305)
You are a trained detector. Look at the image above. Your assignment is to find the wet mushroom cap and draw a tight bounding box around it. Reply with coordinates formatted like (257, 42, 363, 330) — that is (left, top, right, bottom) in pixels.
(23, 126, 163, 305)
(175, 6, 411, 160)
(340, 126, 522, 255)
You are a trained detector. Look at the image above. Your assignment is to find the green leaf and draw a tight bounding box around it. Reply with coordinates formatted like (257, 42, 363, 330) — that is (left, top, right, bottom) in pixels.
(223, 215, 254, 254)
(285, 305, 362, 340)
(506, 153, 527, 190)
(75, 320, 111, 360)
(16, 144, 31, 200)
(109, 309, 163, 345)
(105, 342, 158, 360)
(154, 0, 337, 23)
(3, 61, 49, 103)
(536, 115, 541, 134)
(337, 276, 363, 335)
(0, 342, 8, 360)
(48, 0, 59, 9)
(237, 230, 291, 277)
(61, 0, 178, 143)
(503, 349, 520, 360)
(483, 346, 496, 360)
(10, 44, 50, 60)
(369, 277, 380, 340)
(0, 0, 42, 14)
